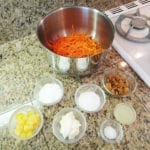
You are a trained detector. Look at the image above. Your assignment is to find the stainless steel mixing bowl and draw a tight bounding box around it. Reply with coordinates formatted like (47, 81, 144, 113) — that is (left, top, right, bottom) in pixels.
(37, 6, 114, 77)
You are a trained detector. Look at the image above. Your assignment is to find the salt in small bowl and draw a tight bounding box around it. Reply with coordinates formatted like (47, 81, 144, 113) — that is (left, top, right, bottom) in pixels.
(99, 119, 123, 143)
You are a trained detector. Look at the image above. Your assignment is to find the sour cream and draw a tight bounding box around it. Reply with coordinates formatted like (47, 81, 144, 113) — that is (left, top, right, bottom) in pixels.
(60, 112, 81, 139)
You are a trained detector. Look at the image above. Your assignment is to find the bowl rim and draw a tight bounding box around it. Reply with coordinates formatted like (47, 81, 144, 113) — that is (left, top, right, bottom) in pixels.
(52, 107, 87, 144)
(99, 119, 124, 143)
(102, 68, 137, 97)
(36, 6, 115, 59)
(74, 83, 106, 113)
(114, 103, 137, 125)
(8, 105, 43, 140)
(33, 76, 64, 106)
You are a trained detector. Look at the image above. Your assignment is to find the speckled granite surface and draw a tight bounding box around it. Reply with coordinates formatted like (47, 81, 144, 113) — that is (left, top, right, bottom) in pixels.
(0, 0, 150, 150)
(0, 0, 134, 45)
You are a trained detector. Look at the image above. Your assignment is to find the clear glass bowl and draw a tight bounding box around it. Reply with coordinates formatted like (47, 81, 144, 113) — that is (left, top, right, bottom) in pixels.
(75, 84, 106, 113)
(99, 119, 123, 143)
(33, 76, 64, 106)
(8, 105, 43, 140)
(114, 103, 136, 125)
(102, 69, 137, 97)
(52, 108, 87, 144)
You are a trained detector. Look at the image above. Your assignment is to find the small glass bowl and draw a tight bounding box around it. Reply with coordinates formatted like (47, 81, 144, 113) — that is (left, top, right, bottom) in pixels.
(75, 84, 106, 113)
(114, 103, 136, 125)
(52, 108, 87, 144)
(99, 119, 123, 143)
(33, 77, 64, 106)
(102, 69, 137, 97)
(8, 105, 43, 140)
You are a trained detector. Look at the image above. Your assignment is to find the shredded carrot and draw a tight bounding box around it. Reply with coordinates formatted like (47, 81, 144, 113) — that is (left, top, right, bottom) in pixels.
(49, 28, 104, 58)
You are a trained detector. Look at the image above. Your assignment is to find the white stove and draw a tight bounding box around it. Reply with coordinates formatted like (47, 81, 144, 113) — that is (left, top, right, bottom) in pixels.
(105, 0, 150, 87)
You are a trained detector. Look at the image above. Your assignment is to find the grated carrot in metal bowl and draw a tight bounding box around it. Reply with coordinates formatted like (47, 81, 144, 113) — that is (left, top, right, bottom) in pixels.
(49, 28, 105, 58)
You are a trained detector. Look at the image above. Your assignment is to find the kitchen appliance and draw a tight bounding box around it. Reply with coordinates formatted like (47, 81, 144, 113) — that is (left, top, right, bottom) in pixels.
(105, 0, 150, 87)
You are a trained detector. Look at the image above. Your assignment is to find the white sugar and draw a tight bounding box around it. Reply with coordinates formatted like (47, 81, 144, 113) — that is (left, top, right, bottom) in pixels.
(77, 91, 101, 112)
(39, 83, 63, 105)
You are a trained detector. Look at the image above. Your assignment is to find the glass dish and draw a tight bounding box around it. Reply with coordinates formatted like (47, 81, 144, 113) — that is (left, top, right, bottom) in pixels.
(75, 84, 106, 113)
(99, 119, 123, 143)
(102, 68, 137, 97)
(114, 103, 136, 125)
(8, 105, 43, 140)
(52, 108, 87, 144)
(33, 76, 64, 106)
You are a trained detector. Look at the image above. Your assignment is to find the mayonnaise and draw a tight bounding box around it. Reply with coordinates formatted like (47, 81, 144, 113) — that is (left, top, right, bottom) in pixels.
(60, 112, 81, 139)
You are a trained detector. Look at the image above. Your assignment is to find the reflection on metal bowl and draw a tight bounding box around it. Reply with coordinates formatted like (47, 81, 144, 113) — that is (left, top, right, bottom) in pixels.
(37, 6, 114, 77)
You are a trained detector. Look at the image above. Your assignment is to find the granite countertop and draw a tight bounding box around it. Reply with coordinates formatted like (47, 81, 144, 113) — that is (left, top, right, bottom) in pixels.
(0, 0, 150, 150)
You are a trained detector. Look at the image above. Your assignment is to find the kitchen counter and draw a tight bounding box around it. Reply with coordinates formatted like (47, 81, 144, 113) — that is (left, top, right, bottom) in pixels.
(0, 0, 149, 150)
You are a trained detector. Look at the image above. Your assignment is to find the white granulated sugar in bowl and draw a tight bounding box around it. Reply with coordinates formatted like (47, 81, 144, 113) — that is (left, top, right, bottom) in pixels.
(38, 83, 63, 105)
(77, 91, 101, 112)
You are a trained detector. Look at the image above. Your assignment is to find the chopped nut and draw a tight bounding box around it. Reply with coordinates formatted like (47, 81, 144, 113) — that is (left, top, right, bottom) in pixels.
(105, 73, 129, 95)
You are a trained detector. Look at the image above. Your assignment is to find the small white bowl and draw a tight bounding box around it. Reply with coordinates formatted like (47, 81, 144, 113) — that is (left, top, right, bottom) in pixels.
(52, 108, 87, 144)
(75, 84, 106, 113)
(99, 119, 123, 143)
(8, 105, 43, 140)
(34, 77, 64, 106)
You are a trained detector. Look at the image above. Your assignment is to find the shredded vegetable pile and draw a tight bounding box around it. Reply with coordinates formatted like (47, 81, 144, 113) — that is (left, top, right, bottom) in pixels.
(49, 29, 104, 58)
